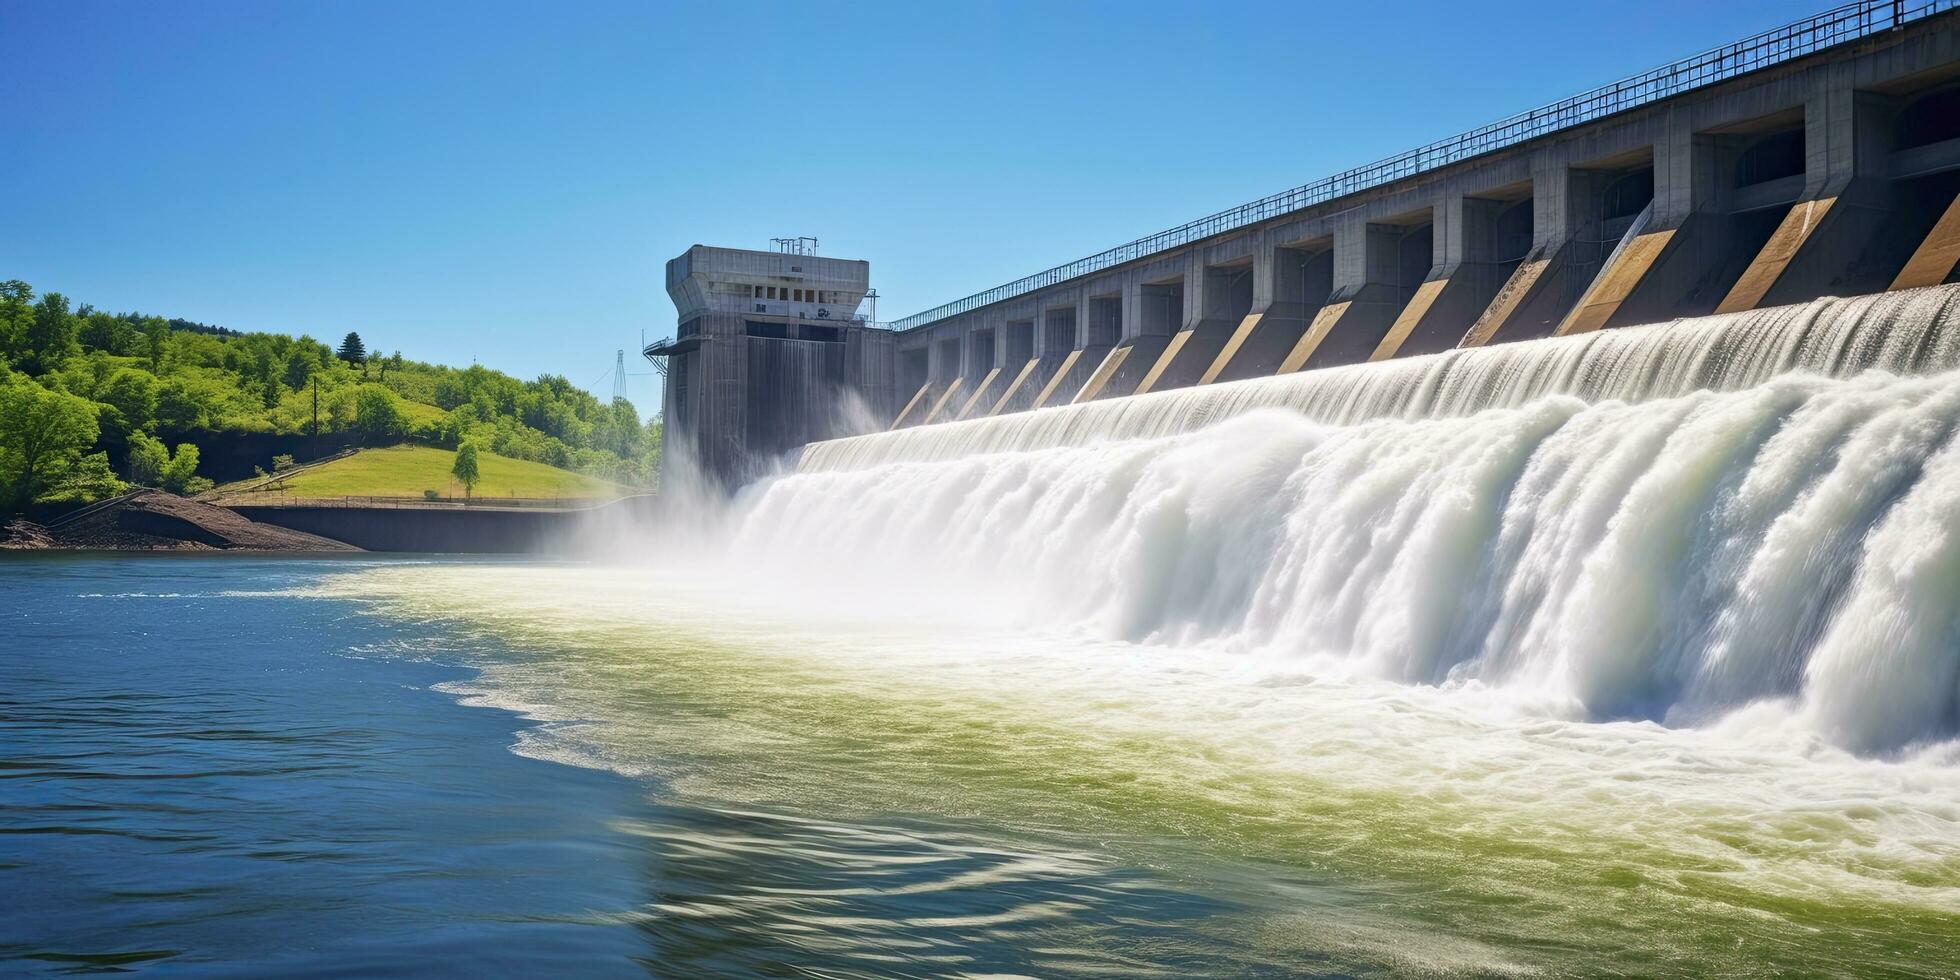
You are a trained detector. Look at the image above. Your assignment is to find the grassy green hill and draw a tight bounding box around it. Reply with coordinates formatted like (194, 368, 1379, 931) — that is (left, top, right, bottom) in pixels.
(221, 445, 627, 501)
(1, 278, 662, 513)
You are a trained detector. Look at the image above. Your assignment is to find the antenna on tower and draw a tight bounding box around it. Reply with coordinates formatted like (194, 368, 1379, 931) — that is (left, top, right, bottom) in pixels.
(612, 349, 628, 402)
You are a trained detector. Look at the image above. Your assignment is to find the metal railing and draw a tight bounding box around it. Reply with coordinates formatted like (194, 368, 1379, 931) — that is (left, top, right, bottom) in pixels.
(219, 493, 630, 510)
(891, 0, 1955, 331)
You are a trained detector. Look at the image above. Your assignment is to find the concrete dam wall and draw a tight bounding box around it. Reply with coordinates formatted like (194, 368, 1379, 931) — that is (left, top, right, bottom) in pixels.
(879, 3, 1960, 437)
(804, 285, 1960, 468)
(649, 4, 1960, 487)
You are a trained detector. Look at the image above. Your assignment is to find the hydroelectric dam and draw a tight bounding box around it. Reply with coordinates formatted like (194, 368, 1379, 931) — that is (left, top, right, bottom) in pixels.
(650, 1, 1960, 483)
(634, 0, 1960, 765)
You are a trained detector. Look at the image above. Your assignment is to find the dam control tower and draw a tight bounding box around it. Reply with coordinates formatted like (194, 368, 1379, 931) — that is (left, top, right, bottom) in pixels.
(645, 242, 896, 484)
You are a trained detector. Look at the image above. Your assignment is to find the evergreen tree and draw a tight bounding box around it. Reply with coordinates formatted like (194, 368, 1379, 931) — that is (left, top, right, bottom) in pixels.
(336, 331, 366, 366)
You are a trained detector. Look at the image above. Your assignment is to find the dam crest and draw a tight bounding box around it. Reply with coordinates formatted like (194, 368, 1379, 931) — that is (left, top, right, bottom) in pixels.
(801, 285, 1960, 469)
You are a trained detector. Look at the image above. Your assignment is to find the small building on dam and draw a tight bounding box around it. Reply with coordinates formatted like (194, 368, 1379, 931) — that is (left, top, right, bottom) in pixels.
(647, 243, 895, 482)
(649, 1, 1960, 484)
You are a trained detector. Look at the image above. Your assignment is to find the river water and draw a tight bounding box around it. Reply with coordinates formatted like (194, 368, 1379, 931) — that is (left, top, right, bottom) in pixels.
(4, 549, 1958, 976)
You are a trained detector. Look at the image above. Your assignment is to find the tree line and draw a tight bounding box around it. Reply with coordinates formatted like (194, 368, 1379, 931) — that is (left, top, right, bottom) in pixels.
(0, 279, 660, 512)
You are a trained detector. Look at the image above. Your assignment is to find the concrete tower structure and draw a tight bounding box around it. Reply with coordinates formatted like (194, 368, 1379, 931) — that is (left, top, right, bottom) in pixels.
(647, 244, 895, 483)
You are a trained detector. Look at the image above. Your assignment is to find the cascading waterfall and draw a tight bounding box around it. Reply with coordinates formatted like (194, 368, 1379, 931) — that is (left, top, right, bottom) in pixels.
(728, 284, 1960, 755)
(801, 286, 1960, 469)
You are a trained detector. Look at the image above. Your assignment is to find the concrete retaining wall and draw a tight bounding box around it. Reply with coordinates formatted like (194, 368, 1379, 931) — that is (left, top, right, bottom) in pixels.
(226, 496, 659, 553)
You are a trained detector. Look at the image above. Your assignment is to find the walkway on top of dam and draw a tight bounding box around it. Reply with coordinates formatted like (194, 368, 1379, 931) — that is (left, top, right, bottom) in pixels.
(883, 0, 1960, 431)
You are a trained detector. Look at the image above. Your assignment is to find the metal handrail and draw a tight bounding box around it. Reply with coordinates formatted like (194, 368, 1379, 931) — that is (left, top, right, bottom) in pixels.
(40, 488, 154, 530)
(220, 493, 643, 511)
(891, 0, 1954, 331)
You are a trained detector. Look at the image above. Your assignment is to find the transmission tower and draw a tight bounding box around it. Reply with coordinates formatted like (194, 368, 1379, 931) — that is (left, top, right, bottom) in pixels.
(612, 349, 628, 402)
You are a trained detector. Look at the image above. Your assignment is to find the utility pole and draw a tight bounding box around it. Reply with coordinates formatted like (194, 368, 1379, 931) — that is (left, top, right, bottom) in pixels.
(311, 377, 320, 438)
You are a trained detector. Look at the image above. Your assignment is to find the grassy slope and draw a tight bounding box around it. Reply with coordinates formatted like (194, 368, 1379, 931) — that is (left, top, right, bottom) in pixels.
(229, 445, 625, 500)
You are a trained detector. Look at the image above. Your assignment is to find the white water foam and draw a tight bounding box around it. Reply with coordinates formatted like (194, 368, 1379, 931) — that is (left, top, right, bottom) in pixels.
(732, 287, 1960, 755)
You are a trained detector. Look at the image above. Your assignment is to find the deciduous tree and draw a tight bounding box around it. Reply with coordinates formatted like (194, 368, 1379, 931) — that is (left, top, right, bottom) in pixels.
(0, 379, 101, 509)
(124, 430, 170, 486)
(159, 442, 202, 495)
(451, 441, 480, 499)
(21, 292, 78, 375)
(0, 280, 32, 362)
(352, 384, 408, 444)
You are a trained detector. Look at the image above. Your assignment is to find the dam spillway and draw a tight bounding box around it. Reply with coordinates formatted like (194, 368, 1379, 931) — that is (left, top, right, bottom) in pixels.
(800, 286, 1960, 468)
(745, 286, 1960, 756)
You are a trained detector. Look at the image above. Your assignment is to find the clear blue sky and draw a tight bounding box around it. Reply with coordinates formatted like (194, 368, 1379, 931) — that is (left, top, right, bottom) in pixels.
(1, 0, 1813, 414)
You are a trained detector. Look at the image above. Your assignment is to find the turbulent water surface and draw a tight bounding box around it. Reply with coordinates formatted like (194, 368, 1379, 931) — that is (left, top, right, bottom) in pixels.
(10, 289, 1960, 976)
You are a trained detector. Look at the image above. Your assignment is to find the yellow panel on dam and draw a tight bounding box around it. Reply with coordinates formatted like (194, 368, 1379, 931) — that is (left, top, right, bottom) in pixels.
(956, 367, 1002, 420)
(1892, 189, 1960, 291)
(889, 382, 932, 430)
(1557, 229, 1676, 336)
(1277, 302, 1352, 373)
(1716, 198, 1837, 315)
(989, 358, 1044, 416)
(1460, 257, 1550, 348)
(1200, 312, 1267, 385)
(1031, 349, 1083, 409)
(1369, 278, 1450, 362)
(1072, 346, 1131, 403)
(922, 376, 964, 423)
(1134, 329, 1195, 395)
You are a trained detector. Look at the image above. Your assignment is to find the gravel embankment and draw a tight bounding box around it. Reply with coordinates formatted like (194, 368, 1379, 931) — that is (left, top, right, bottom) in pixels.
(4, 490, 360, 552)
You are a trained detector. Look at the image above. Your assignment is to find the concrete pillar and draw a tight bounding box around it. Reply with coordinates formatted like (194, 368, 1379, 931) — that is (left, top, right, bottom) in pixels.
(1136, 254, 1254, 394)
(889, 340, 935, 429)
(955, 320, 1004, 419)
(927, 331, 962, 385)
(1081, 280, 1173, 400)
(1719, 84, 1902, 311)
(985, 314, 1043, 416)
(1371, 195, 1518, 360)
(1021, 300, 1081, 410)
(1281, 218, 1410, 371)
(1039, 294, 1116, 407)
(1463, 162, 1612, 346)
(1201, 240, 1327, 382)
(918, 331, 965, 423)
(1559, 111, 1731, 334)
